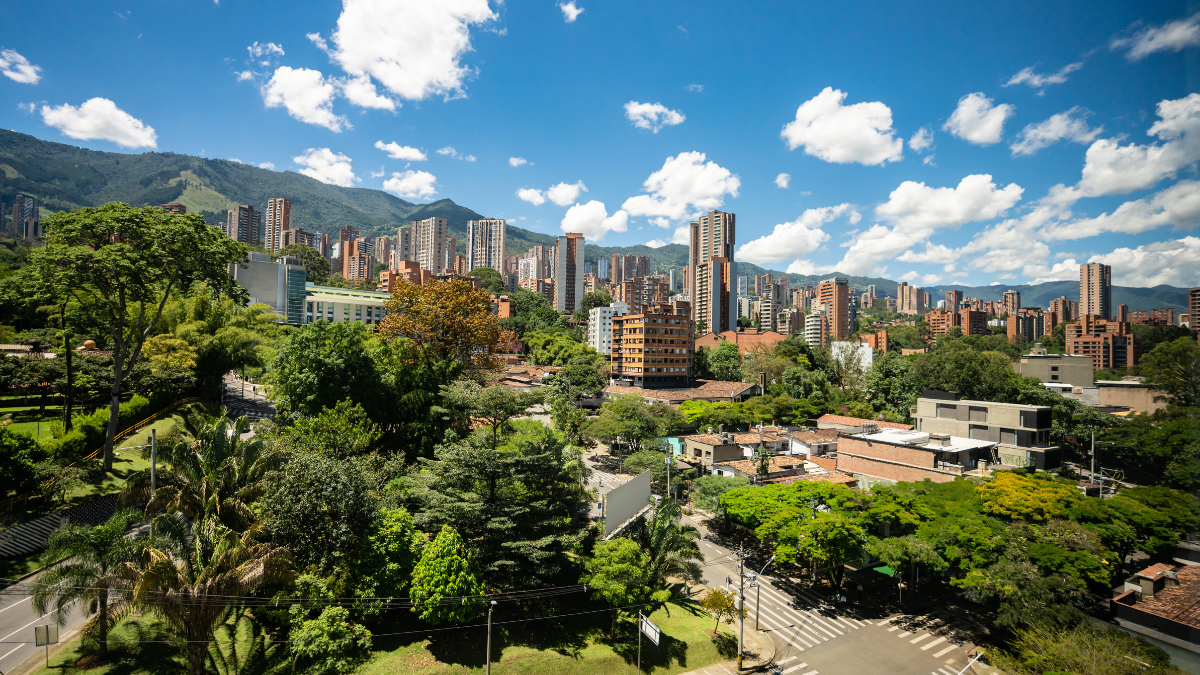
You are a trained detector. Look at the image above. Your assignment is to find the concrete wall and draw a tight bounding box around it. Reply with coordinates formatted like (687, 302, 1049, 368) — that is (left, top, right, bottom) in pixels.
(835, 436, 960, 484)
(1098, 383, 1168, 415)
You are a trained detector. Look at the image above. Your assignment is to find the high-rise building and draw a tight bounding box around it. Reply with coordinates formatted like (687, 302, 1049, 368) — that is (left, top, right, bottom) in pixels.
(896, 281, 925, 315)
(1115, 303, 1129, 323)
(805, 309, 828, 347)
(621, 254, 637, 283)
(1066, 315, 1138, 369)
(1002, 290, 1021, 316)
(12, 194, 40, 240)
(610, 253, 622, 285)
(945, 289, 964, 312)
(412, 217, 450, 273)
(635, 255, 650, 278)
(610, 306, 693, 388)
(161, 203, 186, 215)
(616, 276, 669, 315)
(816, 277, 852, 342)
(867, 284, 877, 297)
(392, 227, 415, 267)
(1049, 296, 1078, 324)
(264, 198, 292, 253)
(280, 228, 329, 256)
(1190, 288, 1200, 333)
(554, 233, 585, 312)
(689, 210, 735, 296)
(737, 275, 748, 298)
(959, 309, 988, 336)
(1007, 309, 1056, 343)
(754, 274, 774, 297)
(1080, 263, 1112, 320)
(517, 257, 541, 283)
(692, 257, 736, 334)
(597, 257, 610, 281)
(223, 205, 261, 247)
(466, 218, 506, 273)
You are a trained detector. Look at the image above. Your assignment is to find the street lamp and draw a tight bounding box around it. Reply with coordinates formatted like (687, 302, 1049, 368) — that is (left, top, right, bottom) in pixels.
(746, 555, 776, 632)
(1072, 411, 1096, 484)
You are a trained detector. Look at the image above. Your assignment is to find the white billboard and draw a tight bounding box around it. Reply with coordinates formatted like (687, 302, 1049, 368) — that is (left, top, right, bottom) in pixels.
(604, 470, 652, 536)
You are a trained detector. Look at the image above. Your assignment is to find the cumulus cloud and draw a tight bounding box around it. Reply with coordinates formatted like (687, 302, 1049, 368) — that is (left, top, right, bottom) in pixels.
(876, 174, 1024, 230)
(1010, 107, 1103, 156)
(340, 75, 396, 110)
(560, 201, 628, 241)
(1091, 237, 1200, 286)
(775, 173, 791, 189)
(909, 127, 934, 152)
(293, 148, 359, 187)
(559, 2, 584, 22)
(383, 170, 437, 200)
(313, 0, 496, 101)
(622, 151, 740, 220)
(262, 67, 348, 132)
(259, 161, 276, 170)
(1111, 12, 1200, 61)
(670, 226, 690, 244)
(374, 140, 427, 161)
(943, 93, 1015, 145)
(235, 70, 255, 82)
(509, 157, 528, 167)
(625, 101, 686, 133)
(896, 243, 960, 264)
(247, 42, 285, 58)
(1056, 93, 1200, 200)
(1041, 180, 1200, 240)
(437, 146, 475, 161)
(644, 239, 668, 248)
(517, 188, 547, 206)
(370, 166, 386, 178)
(547, 181, 587, 206)
(40, 98, 157, 148)
(898, 271, 944, 285)
(735, 204, 856, 264)
(781, 87, 903, 165)
(0, 49, 42, 84)
(1004, 62, 1083, 90)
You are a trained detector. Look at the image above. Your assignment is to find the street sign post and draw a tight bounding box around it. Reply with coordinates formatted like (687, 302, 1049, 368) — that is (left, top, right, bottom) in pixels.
(34, 624, 58, 666)
(638, 612, 660, 673)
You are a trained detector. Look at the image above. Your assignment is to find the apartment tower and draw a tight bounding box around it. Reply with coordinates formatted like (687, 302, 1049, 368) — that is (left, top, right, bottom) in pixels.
(817, 277, 852, 342)
(223, 205, 261, 247)
(264, 198, 292, 253)
(1002, 290, 1021, 316)
(693, 256, 736, 334)
(1080, 263, 1112, 320)
(412, 217, 450, 273)
(688, 210, 735, 296)
(466, 218, 507, 272)
(12, 194, 40, 240)
(554, 233, 585, 312)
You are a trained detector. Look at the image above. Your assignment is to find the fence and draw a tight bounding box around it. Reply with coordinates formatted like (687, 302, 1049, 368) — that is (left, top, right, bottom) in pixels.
(4, 397, 203, 512)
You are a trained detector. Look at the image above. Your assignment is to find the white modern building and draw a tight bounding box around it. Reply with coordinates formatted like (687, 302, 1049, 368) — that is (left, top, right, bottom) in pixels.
(586, 302, 630, 355)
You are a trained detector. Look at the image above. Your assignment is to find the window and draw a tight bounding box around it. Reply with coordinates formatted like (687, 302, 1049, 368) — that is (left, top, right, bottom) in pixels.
(937, 403, 957, 418)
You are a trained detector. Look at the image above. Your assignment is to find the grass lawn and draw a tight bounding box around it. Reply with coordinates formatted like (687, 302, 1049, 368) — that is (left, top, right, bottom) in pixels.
(2, 404, 65, 442)
(27, 616, 188, 675)
(362, 599, 736, 675)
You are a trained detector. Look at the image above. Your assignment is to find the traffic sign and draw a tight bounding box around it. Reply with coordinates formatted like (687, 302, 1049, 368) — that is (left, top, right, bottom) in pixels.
(640, 614, 660, 646)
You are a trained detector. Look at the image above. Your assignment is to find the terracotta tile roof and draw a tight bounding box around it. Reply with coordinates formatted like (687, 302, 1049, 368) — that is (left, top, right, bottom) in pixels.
(684, 434, 729, 446)
(695, 330, 787, 354)
(782, 429, 841, 444)
(762, 472, 859, 486)
(1132, 565, 1200, 629)
(603, 379, 758, 402)
(682, 431, 786, 446)
(1136, 563, 1178, 579)
(716, 456, 806, 476)
(817, 413, 914, 430)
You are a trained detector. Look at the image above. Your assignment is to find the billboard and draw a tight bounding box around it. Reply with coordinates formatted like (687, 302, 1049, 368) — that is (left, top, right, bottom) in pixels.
(604, 470, 651, 536)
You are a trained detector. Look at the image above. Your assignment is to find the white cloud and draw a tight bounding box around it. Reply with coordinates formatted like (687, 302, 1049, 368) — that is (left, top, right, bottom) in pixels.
(559, 2, 584, 22)
(897, 243, 960, 265)
(370, 166, 385, 178)
(40, 98, 157, 148)
(293, 148, 359, 187)
(898, 271, 943, 285)
(315, 0, 497, 101)
(247, 42, 285, 58)
(546, 181, 587, 206)
(943, 93, 1015, 145)
(509, 157, 528, 167)
(517, 188, 547, 206)
(228, 158, 244, 164)
(18, 102, 36, 113)
(0, 49, 42, 84)
(383, 170, 437, 200)
(1010, 107, 1103, 156)
(624, 101, 686, 133)
(923, 155, 936, 166)
(262, 67, 348, 132)
(645, 239, 668, 248)
(235, 70, 255, 82)
(1027, 259, 1082, 284)
(876, 174, 1024, 230)
(1004, 62, 1083, 89)
(1041, 180, 1200, 240)
(908, 127, 934, 152)
(340, 75, 396, 110)
(1090, 237, 1200, 286)
(436, 146, 475, 161)
(622, 151, 740, 220)
(775, 173, 791, 189)
(1111, 12, 1200, 61)
(560, 201, 628, 241)
(258, 161, 276, 170)
(736, 204, 854, 264)
(781, 87, 903, 165)
(670, 226, 690, 244)
(686, 84, 703, 93)
(374, 140, 427, 161)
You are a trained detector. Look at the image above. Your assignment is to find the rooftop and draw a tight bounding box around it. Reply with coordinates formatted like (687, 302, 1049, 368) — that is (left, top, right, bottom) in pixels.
(781, 428, 841, 444)
(715, 456, 807, 476)
(848, 427, 996, 453)
(1136, 563, 1178, 580)
(602, 379, 758, 402)
(684, 430, 787, 446)
(761, 472, 859, 486)
(1128, 565, 1200, 629)
(817, 414, 914, 430)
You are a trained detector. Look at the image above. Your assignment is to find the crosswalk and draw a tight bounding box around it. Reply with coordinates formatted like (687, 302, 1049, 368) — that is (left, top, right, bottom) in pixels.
(719, 576, 868, 656)
(772, 655, 818, 675)
(876, 617, 959, 660)
(590, 470, 624, 485)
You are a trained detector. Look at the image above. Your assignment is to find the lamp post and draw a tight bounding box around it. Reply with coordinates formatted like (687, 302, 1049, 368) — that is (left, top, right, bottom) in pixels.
(486, 600, 497, 675)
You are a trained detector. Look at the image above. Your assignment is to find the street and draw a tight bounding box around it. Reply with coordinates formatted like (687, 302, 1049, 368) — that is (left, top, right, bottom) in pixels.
(0, 577, 84, 675)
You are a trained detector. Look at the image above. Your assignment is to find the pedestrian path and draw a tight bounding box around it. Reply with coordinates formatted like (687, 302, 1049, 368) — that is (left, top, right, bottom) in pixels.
(590, 470, 624, 485)
(875, 616, 975, 673)
(718, 576, 867, 656)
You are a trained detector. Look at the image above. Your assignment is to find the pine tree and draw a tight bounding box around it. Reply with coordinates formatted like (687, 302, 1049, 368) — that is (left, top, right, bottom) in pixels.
(409, 525, 487, 625)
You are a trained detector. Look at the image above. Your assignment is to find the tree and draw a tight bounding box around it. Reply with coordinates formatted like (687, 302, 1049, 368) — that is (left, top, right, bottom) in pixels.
(468, 267, 506, 295)
(990, 622, 1184, 675)
(777, 512, 866, 589)
(285, 399, 382, 458)
(343, 507, 425, 604)
(290, 606, 373, 675)
(409, 525, 487, 625)
(583, 395, 678, 456)
(523, 329, 605, 367)
(699, 588, 742, 632)
(741, 347, 795, 388)
(868, 535, 946, 595)
(545, 362, 608, 398)
(15, 203, 248, 470)
(780, 367, 830, 400)
(627, 499, 704, 587)
(1138, 337, 1200, 407)
(911, 345, 1019, 403)
(707, 341, 743, 381)
(32, 509, 149, 656)
(694, 345, 712, 379)
(581, 289, 615, 312)
(379, 278, 500, 365)
(862, 351, 920, 419)
(132, 515, 296, 675)
(440, 377, 544, 452)
(582, 538, 664, 639)
(277, 244, 331, 285)
(0, 426, 40, 497)
(978, 472, 1081, 522)
(691, 474, 753, 512)
(269, 321, 383, 421)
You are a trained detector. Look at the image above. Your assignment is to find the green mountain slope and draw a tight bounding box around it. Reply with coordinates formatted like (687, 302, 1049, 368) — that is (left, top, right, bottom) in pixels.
(928, 281, 1191, 313)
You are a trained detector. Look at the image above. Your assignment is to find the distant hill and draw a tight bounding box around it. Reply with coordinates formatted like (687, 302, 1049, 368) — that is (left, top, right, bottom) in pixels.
(927, 281, 1191, 313)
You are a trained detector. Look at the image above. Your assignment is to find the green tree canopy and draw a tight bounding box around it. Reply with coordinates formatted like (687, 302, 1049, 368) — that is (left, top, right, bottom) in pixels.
(277, 243, 331, 285)
(409, 525, 487, 625)
(468, 266, 506, 295)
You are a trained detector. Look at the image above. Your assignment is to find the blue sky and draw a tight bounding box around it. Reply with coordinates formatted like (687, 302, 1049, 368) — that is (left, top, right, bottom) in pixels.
(2, 0, 1198, 288)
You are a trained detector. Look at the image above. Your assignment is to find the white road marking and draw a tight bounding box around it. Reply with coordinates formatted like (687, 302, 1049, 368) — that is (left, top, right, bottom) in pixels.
(897, 630, 912, 638)
(922, 636, 948, 651)
(0, 597, 32, 615)
(933, 645, 957, 658)
(782, 664, 808, 674)
(887, 626, 900, 632)
(2, 611, 54, 641)
(937, 668, 955, 675)
(911, 633, 930, 644)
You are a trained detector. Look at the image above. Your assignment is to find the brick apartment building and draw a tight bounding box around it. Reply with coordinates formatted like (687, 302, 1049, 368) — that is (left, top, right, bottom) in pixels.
(1066, 315, 1139, 369)
(610, 306, 694, 388)
(1007, 309, 1056, 343)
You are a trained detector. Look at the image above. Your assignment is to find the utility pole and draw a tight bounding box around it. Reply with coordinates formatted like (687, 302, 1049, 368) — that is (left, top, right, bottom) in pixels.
(665, 454, 671, 500)
(486, 600, 497, 675)
(150, 428, 157, 494)
(637, 610, 643, 674)
(1090, 427, 1096, 485)
(737, 546, 745, 670)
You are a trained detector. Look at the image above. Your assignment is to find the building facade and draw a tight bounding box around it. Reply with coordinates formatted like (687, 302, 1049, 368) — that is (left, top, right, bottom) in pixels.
(688, 210, 735, 296)
(553, 233, 585, 312)
(465, 218, 507, 272)
(1013, 343, 1095, 386)
(11, 194, 40, 240)
(616, 275, 669, 315)
(412, 217, 450, 273)
(1002, 290, 1021, 316)
(222, 205, 261, 247)
(1066, 315, 1139, 369)
(264, 197, 292, 253)
(610, 306, 694, 388)
(914, 392, 1059, 469)
(230, 251, 307, 324)
(304, 284, 392, 326)
(1080, 262, 1112, 320)
(1007, 309, 1056, 343)
(693, 256, 736, 334)
(816, 277, 852, 341)
(585, 301, 630, 355)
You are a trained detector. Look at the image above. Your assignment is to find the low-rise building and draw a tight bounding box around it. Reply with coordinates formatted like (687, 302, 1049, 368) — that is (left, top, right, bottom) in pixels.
(780, 428, 840, 456)
(1066, 315, 1140, 369)
(836, 427, 999, 488)
(490, 294, 514, 318)
(1012, 343, 1095, 386)
(816, 414, 914, 433)
(610, 305, 694, 388)
(695, 329, 787, 354)
(913, 391, 1058, 469)
(1112, 563, 1200, 650)
(602, 379, 760, 405)
(303, 283, 391, 326)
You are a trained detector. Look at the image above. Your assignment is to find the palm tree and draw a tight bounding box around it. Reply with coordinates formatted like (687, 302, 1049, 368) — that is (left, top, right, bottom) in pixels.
(630, 499, 704, 589)
(31, 509, 149, 657)
(131, 513, 295, 675)
(120, 408, 284, 532)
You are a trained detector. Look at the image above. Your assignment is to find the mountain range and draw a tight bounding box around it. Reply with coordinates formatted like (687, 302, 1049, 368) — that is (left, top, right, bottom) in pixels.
(0, 130, 1190, 312)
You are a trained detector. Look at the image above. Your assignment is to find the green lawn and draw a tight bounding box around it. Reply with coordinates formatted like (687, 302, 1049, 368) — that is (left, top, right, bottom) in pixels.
(2, 404, 65, 442)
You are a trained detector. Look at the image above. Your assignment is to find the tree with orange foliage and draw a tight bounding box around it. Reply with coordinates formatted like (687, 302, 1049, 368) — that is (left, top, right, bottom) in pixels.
(378, 279, 501, 366)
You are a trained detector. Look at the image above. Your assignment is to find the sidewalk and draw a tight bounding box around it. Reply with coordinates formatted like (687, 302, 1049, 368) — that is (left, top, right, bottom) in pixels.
(677, 624, 775, 674)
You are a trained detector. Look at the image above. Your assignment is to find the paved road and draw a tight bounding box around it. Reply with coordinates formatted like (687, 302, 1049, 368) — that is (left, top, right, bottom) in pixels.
(220, 372, 275, 423)
(0, 577, 84, 674)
